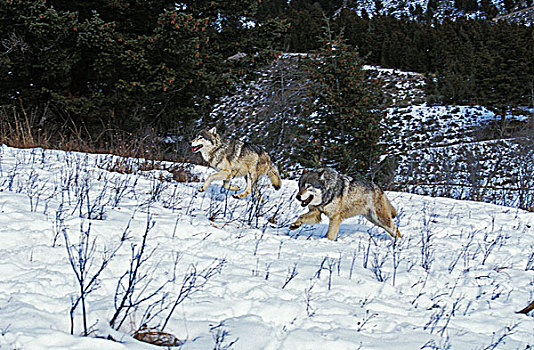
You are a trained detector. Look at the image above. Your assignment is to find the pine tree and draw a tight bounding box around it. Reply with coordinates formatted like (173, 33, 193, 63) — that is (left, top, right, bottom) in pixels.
(295, 25, 387, 178)
(0, 1, 79, 108)
(0, 0, 282, 141)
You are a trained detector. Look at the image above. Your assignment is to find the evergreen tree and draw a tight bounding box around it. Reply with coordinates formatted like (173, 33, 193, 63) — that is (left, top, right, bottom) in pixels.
(454, 0, 479, 12)
(295, 26, 387, 179)
(257, 0, 290, 22)
(0, 0, 282, 141)
(480, 0, 499, 18)
(0, 1, 79, 109)
(285, 2, 324, 52)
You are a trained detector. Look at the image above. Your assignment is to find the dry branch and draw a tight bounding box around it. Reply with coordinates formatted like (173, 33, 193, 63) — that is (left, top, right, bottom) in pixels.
(516, 301, 534, 314)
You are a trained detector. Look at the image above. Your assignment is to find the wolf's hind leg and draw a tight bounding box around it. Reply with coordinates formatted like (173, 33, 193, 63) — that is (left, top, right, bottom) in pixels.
(233, 171, 256, 199)
(376, 206, 401, 238)
(367, 209, 401, 238)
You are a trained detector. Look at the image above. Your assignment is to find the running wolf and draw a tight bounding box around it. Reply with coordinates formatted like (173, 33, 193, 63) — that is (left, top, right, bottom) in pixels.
(290, 168, 401, 240)
(191, 127, 281, 198)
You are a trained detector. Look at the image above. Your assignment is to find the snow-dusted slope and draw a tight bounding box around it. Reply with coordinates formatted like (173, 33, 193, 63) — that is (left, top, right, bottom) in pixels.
(0, 145, 533, 349)
(345, 0, 527, 22)
(210, 55, 534, 209)
(386, 104, 534, 209)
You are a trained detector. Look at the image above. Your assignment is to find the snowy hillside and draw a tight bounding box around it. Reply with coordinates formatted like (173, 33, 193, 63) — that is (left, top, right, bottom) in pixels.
(0, 145, 533, 349)
(210, 55, 534, 210)
(345, 0, 533, 22)
(387, 104, 534, 209)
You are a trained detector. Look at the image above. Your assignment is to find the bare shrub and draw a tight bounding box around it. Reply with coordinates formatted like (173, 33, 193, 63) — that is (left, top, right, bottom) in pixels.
(63, 221, 126, 336)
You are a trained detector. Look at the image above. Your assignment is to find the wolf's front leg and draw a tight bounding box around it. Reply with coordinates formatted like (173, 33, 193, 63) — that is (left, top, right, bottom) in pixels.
(199, 170, 231, 192)
(325, 215, 342, 240)
(289, 208, 322, 230)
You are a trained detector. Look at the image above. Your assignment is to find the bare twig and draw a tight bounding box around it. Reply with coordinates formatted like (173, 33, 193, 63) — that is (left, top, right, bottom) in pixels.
(516, 301, 534, 314)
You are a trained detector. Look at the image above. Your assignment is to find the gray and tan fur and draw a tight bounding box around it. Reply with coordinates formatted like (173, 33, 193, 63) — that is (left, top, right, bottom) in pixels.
(290, 168, 401, 240)
(191, 127, 281, 198)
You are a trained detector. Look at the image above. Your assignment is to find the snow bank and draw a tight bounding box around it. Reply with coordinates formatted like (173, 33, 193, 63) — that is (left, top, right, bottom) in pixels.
(0, 145, 532, 349)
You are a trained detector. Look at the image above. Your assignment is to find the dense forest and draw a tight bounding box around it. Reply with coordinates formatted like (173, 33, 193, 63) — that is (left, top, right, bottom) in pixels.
(280, 1, 533, 107)
(0, 0, 282, 151)
(0, 0, 532, 165)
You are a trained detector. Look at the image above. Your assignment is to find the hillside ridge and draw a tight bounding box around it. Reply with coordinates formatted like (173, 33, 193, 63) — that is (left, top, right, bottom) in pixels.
(211, 55, 534, 210)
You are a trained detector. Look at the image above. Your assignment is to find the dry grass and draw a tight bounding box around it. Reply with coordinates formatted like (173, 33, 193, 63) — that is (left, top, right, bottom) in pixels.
(105, 157, 199, 183)
(0, 104, 200, 180)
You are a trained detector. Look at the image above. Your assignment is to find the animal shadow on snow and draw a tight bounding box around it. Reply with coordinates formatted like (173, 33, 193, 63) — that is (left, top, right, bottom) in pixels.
(195, 178, 273, 203)
(288, 217, 393, 241)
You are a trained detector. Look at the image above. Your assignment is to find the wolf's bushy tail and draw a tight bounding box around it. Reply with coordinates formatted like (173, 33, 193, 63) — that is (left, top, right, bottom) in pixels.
(385, 195, 401, 238)
(388, 199, 398, 218)
(267, 164, 281, 190)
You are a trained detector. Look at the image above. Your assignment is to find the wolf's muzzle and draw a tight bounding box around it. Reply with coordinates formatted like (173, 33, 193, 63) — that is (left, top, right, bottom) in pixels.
(301, 196, 313, 206)
(296, 193, 313, 207)
(192, 144, 203, 153)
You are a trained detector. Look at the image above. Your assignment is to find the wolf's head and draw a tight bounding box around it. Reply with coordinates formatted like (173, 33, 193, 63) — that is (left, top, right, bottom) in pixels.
(295, 168, 334, 207)
(191, 127, 220, 154)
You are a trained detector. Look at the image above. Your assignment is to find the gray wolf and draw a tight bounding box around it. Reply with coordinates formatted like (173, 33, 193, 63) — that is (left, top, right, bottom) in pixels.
(290, 168, 401, 240)
(191, 127, 281, 198)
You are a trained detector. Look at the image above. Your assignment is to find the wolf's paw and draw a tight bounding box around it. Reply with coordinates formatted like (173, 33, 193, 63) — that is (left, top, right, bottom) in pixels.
(289, 221, 301, 230)
(198, 186, 206, 193)
(226, 185, 240, 191)
(233, 191, 250, 199)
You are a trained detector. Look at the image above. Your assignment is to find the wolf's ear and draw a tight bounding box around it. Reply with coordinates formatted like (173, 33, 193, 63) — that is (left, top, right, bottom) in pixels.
(209, 126, 217, 134)
(318, 169, 326, 181)
(301, 169, 309, 175)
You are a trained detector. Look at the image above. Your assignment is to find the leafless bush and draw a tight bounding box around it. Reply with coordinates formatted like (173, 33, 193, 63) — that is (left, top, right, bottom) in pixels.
(0, 104, 41, 149)
(525, 248, 534, 271)
(361, 233, 390, 282)
(391, 121, 534, 211)
(109, 210, 161, 331)
(356, 310, 378, 332)
(1, 31, 29, 54)
(63, 221, 126, 335)
(99, 207, 226, 339)
(210, 54, 311, 174)
(420, 204, 435, 272)
(391, 236, 405, 286)
(349, 249, 358, 280)
(326, 257, 337, 290)
(281, 263, 299, 289)
(479, 323, 519, 350)
(448, 230, 475, 273)
(210, 322, 238, 350)
(304, 280, 316, 317)
(0, 103, 196, 172)
(421, 336, 451, 350)
(479, 218, 505, 266)
(159, 258, 226, 331)
(370, 245, 390, 283)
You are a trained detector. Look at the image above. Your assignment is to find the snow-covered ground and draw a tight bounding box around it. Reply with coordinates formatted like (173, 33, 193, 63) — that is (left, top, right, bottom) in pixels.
(0, 145, 533, 349)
